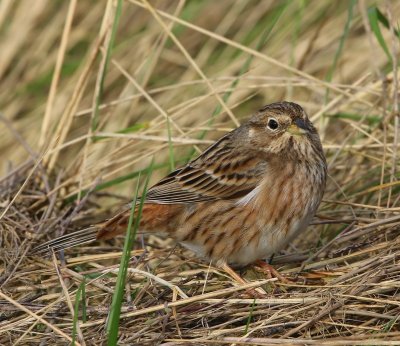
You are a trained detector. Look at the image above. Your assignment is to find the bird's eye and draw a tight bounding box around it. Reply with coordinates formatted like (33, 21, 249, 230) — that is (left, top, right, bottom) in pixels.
(267, 118, 279, 131)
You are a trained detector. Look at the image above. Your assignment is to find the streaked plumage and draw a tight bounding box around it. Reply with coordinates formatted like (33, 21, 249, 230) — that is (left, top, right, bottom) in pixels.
(35, 101, 327, 267)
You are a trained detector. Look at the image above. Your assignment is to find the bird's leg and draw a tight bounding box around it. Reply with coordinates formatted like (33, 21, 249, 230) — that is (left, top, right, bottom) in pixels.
(254, 259, 291, 284)
(221, 263, 266, 298)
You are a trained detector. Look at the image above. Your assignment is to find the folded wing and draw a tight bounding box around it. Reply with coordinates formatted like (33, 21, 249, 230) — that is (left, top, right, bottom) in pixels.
(145, 134, 267, 204)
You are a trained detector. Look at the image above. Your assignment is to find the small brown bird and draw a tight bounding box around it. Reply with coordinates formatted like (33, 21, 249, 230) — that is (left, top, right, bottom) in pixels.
(36, 102, 327, 277)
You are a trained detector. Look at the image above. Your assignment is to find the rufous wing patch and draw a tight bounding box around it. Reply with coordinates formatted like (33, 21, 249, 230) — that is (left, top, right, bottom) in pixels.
(96, 204, 183, 240)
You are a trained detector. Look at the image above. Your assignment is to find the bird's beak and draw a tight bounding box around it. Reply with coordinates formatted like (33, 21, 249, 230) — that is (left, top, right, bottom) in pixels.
(287, 118, 308, 136)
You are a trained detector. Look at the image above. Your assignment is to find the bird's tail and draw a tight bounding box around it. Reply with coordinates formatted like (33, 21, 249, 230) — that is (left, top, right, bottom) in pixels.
(33, 226, 99, 254)
(32, 203, 183, 254)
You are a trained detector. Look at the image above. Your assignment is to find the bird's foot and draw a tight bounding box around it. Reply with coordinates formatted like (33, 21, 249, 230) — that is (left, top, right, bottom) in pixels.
(254, 259, 292, 284)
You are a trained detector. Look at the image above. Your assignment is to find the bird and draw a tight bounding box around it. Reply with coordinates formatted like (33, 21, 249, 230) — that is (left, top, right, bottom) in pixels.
(34, 101, 327, 283)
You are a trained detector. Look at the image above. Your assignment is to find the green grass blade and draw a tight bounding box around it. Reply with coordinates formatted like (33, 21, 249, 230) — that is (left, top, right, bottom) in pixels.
(92, 0, 123, 132)
(382, 314, 400, 332)
(71, 280, 85, 346)
(93, 122, 150, 141)
(328, 112, 381, 125)
(324, 0, 355, 102)
(373, 7, 400, 38)
(106, 160, 154, 345)
(166, 115, 175, 171)
(116, 122, 150, 134)
(81, 280, 87, 323)
(244, 298, 256, 335)
(367, 6, 392, 63)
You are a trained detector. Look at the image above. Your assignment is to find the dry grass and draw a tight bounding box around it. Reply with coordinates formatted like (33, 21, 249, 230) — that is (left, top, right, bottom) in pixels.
(1, 1, 400, 345)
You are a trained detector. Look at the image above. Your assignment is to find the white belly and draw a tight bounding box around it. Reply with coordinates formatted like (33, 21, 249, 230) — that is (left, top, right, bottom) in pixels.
(227, 213, 313, 266)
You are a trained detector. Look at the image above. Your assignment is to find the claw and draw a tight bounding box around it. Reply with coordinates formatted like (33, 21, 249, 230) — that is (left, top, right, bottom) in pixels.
(254, 260, 292, 284)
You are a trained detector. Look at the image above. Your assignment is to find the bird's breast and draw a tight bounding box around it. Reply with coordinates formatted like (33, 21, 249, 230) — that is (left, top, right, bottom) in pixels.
(252, 163, 324, 236)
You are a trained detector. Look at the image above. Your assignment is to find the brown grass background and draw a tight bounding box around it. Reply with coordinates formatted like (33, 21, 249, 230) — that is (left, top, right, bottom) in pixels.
(0, 0, 399, 345)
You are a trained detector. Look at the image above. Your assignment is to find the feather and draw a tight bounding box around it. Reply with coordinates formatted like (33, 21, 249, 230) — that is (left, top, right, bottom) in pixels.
(143, 132, 268, 204)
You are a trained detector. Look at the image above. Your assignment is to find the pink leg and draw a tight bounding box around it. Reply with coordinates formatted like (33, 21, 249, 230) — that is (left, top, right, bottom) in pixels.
(254, 260, 292, 284)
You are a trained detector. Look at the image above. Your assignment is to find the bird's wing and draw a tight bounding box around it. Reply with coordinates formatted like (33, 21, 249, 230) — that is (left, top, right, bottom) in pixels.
(145, 133, 267, 204)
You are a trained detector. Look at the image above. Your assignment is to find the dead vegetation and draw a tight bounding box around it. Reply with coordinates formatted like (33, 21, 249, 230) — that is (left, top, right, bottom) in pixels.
(0, 1, 400, 345)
